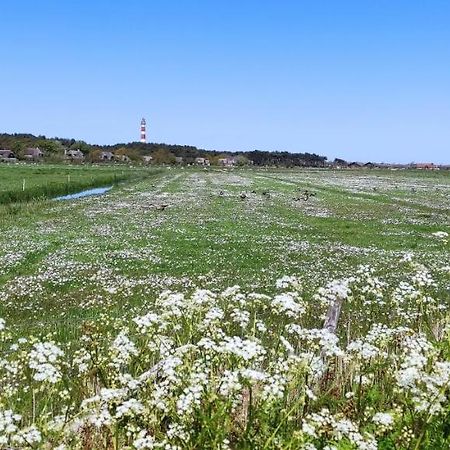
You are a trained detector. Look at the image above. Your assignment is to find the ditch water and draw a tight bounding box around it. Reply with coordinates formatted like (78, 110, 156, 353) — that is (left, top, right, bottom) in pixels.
(54, 186, 112, 201)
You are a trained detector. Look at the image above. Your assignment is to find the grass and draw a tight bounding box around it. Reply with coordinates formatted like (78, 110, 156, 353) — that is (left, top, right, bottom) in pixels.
(0, 163, 155, 205)
(0, 166, 449, 449)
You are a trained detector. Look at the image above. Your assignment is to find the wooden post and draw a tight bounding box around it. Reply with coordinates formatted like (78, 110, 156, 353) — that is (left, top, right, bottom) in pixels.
(323, 295, 344, 334)
(22, 179, 26, 191)
(320, 294, 345, 365)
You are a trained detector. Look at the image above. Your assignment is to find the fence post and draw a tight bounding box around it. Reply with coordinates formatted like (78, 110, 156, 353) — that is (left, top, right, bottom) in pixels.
(22, 179, 26, 191)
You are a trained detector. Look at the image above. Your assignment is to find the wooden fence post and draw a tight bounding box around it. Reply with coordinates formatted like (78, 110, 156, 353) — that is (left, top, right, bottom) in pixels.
(323, 295, 344, 334)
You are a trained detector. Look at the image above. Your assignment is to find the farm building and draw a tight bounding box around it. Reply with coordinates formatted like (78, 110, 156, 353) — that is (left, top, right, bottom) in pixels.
(24, 147, 44, 160)
(0, 149, 17, 162)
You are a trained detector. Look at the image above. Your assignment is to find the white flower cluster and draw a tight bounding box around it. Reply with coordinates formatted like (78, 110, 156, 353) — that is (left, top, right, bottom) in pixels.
(111, 331, 138, 366)
(0, 409, 42, 447)
(271, 292, 305, 318)
(395, 335, 450, 415)
(313, 278, 352, 308)
(275, 275, 302, 290)
(28, 341, 64, 383)
(302, 408, 377, 450)
(372, 412, 394, 428)
(1, 264, 448, 448)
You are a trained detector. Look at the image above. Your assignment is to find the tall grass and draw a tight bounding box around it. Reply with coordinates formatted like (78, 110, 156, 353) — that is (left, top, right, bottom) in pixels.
(0, 166, 162, 205)
(0, 173, 128, 204)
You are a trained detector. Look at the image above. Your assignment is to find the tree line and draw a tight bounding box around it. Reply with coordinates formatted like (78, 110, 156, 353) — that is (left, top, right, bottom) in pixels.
(0, 133, 327, 167)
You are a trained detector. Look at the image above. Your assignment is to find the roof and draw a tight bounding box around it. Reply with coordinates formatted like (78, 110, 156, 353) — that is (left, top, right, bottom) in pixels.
(25, 147, 43, 156)
(0, 150, 15, 157)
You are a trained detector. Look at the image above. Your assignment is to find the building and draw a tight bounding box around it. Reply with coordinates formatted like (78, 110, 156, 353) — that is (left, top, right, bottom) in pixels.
(217, 157, 237, 167)
(142, 155, 153, 164)
(195, 157, 210, 166)
(414, 163, 435, 170)
(140, 118, 147, 143)
(65, 149, 85, 161)
(100, 151, 114, 161)
(175, 156, 183, 164)
(24, 147, 44, 160)
(0, 150, 17, 162)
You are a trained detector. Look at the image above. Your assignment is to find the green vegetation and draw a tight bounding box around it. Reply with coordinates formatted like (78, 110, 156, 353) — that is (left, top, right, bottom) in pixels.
(0, 132, 327, 166)
(0, 164, 154, 205)
(0, 167, 449, 449)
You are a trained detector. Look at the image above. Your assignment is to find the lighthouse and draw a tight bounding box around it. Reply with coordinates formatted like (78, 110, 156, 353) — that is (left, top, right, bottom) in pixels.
(140, 118, 147, 143)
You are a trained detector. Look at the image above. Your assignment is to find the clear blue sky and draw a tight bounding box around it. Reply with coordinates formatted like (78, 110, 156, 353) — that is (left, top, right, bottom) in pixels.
(1, 0, 449, 163)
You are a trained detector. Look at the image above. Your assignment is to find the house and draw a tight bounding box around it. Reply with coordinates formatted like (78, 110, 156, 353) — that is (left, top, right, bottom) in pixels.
(348, 162, 362, 169)
(65, 149, 85, 161)
(0, 150, 17, 162)
(195, 157, 210, 166)
(364, 162, 378, 169)
(175, 156, 183, 164)
(217, 157, 237, 167)
(100, 151, 114, 161)
(142, 155, 153, 164)
(24, 147, 44, 160)
(414, 163, 435, 170)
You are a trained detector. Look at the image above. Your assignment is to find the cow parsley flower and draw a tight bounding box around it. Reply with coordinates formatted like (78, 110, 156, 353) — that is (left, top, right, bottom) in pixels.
(275, 275, 301, 290)
(111, 332, 138, 366)
(28, 341, 64, 383)
(372, 412, 394, 427)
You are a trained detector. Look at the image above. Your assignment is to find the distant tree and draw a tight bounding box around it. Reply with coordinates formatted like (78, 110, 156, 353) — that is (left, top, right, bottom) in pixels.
(333, 158, 348, 166)
(37, 139, 65, 155)
(236, 155, 250, 166)
(87, 149, 103, 163)
(151, 149, 176, 164)
(12, 141, 26, 159)
(70, 140, 91, 154)
(114, 147, 141, 162)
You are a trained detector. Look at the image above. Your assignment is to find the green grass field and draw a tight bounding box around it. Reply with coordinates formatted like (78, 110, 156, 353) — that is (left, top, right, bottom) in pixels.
(0, 166, 449, 449)
(0, 164, 152, 205)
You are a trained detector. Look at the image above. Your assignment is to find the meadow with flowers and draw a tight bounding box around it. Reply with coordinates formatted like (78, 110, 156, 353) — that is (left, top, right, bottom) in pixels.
(0, 166, 449, 449)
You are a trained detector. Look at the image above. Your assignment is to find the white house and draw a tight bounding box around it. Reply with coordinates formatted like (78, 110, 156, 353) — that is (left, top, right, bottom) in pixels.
(195, 157, 210, 166)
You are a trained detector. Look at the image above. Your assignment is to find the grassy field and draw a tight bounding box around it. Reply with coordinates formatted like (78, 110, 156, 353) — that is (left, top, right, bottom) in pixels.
(0, 166, 449, 449)
(0, 164, 151, 205)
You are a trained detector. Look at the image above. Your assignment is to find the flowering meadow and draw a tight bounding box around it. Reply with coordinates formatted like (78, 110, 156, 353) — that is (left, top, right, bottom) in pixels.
(0, 167, 449, 449)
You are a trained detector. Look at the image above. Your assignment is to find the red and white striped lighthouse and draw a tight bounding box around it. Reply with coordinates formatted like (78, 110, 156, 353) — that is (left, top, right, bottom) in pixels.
(140, 118, 147, 143)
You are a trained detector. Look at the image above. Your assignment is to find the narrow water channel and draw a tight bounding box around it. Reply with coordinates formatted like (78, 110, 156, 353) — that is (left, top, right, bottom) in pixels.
(54, 186, 112, 201)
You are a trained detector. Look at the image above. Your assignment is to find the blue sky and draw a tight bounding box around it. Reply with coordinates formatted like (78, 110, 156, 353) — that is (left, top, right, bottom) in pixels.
(1, 0, 449, 163)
